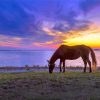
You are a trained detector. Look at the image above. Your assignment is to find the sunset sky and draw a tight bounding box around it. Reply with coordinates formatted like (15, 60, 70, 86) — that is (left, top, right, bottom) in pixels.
(0, 0, 100, 50)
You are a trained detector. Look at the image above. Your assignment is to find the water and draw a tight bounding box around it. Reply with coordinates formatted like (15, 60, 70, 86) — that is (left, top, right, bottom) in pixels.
(0, 50, 100, 67)
(0, 50, 53, 67)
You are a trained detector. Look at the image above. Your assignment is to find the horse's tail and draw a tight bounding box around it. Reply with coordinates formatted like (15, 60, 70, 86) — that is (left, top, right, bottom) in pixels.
(89, 47, 97, 71)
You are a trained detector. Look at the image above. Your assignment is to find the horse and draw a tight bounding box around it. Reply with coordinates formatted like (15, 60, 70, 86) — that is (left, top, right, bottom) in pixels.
(47, 45, 97, 73)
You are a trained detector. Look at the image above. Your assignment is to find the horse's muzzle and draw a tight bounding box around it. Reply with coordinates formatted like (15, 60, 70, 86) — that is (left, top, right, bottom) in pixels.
(49, 70, 53, 74)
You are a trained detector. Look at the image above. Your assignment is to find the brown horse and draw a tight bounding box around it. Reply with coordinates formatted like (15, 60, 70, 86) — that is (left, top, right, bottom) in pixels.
(47, 45, 97, 73)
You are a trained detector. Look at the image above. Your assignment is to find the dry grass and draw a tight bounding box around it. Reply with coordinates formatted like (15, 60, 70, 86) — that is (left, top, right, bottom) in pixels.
(0, 72, 100, 100)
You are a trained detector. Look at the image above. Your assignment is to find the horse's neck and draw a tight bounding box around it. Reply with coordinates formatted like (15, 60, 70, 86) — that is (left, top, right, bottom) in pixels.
(50, 52, 58, 64)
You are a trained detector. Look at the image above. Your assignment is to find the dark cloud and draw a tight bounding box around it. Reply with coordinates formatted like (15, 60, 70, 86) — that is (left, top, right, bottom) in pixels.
(52, 20, 91, 33)
(53, 22, 68, 32)
(52, 9, 91, 33)
(79, 0, 100, 14)
(0, 0, 97, 44)
(0, 1, 24, 33)
(74, 20, 92, 30)
(0, 0, 64, 38)
(0, 0, 40, 37)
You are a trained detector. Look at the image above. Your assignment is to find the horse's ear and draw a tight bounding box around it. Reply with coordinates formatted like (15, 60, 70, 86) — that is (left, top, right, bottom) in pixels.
(47, 60, 50, 63)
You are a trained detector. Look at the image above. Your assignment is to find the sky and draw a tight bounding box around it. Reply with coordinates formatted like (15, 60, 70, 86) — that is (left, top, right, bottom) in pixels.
(0, 0, 100, 50)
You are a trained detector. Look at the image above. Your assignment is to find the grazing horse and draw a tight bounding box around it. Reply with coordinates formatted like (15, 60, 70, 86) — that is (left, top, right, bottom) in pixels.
(47, 45, 97, 73)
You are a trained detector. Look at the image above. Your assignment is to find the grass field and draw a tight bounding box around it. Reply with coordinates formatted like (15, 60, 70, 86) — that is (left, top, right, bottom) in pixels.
(0, 71, 100, 100)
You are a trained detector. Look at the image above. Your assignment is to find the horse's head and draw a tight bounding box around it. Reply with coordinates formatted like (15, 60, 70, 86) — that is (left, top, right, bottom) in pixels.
(47, 60, 55, 73)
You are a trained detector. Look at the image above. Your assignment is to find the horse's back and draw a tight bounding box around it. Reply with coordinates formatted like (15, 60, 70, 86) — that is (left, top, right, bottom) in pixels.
(56, 45, 81, 59)
(56, 45, 90, 59)
(75, 45, 90, 52)
(58, 45, 90, 51)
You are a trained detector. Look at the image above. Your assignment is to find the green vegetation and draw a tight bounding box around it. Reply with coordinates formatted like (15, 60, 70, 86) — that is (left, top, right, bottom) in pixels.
(0, 72, 100, 100)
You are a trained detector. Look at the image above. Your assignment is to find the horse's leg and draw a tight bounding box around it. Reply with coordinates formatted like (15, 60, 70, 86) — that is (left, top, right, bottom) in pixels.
(63, 60, 65, 73)
(87, 59, 92, 73)
(59, 59, 62, 72)
(82, 57, 87, 72)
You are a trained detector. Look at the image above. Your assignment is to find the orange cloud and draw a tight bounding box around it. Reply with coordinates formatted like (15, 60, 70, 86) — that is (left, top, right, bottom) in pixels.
(43, 23, 100, 49)
(43, 27, 55, 36)
(63, 24, 100, 48)
(0, 23, 100, 50)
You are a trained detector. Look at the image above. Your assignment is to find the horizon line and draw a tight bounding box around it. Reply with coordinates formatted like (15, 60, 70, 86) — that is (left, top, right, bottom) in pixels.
(0, 48, 100, 51)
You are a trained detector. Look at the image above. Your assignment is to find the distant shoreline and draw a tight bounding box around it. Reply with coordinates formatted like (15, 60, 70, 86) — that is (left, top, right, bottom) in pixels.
(0, 66, 99, 71)
(0, 48, 99, 51)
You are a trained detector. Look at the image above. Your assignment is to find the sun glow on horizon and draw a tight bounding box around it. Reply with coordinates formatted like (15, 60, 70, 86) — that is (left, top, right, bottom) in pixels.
(63, 32, 100, 48)
(42, 23, 100, 49)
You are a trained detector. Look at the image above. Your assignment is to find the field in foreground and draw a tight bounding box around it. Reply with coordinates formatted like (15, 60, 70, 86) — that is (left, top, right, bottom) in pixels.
(0, 72, 100, 100)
